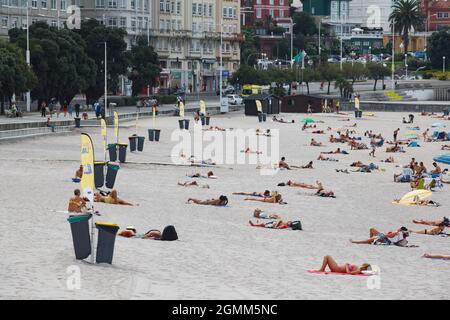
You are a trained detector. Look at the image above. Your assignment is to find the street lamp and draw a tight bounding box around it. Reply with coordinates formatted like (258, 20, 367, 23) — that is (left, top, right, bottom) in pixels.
(289, 18, 296, 69)
(25, 0, 31, 112)
(405, 54, 408, 80)
(443, 56, 446, 73)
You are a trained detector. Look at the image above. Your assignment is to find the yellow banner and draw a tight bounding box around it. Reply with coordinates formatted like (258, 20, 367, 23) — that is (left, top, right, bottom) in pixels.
(179, 101, 185, 118)
(256, 100, 262, 113)
(114, 111, 119, 143)
(80, 133, 95, 203)
(100, 119, 107, 151)
(199, 100, 206, 114)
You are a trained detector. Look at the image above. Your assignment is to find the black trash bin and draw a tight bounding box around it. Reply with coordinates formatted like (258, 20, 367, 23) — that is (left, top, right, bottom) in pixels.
(137, 136, 145, 151)
(148, 129, 155, 141)
(68, 215, 92, 260)
(105, 163, 120, 189)
(117, 143, 128, 163)
(154, 129, 161, 141)
(201, 116, 206, 126)
(178, 119, 190, 130)
(74, 117, 81, 128)
(205, 116, 210, 126)
(128, 136, 137, 152)
(94, 162, 106, 188)
(95, 222, 120, 264)
(444, 109, 449, 116)
(258, 113, 263, 122)
(108, 144, 117, 162)
(262, 113, 267, 122)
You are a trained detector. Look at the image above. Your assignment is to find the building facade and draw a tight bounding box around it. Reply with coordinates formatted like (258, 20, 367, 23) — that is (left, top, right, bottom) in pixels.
(423, 0, 450, 32)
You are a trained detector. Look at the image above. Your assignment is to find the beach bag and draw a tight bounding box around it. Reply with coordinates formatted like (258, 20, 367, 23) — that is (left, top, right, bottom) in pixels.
(291, 221, 302, 231)
(161, 225, 178, 241)
(394, 239, 409, 247)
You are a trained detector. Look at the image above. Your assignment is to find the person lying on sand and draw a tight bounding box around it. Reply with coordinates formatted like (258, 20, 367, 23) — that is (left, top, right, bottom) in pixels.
(178, 181, 210, 188)
(410, 218, 449, 235)
(335, 169, 350, 174)
(312, 130, 325, 134)
(422, 253, 450, 260)
(203, 126, 226, 131)
(118, 227, 161, 239)
(392, 197, 440, 207)
(413, 217, 450, 227)
(278, 157, 301, 170)
(301, 161, 314, 169)
(253, 208, 281, 220)
(386, 143, 406, 153)
(233, 190, 270, 198)
(249, 219, 298, 229)
(329, 135, 343, 143)
(317, 154, 339, 161)
(256, 129, 271, 137)
(381, 156, 395, 163)
(321, 148, 349, 155)
(278, 180, 323, 190)
(310, 138, 323, 147)
(241, 147, 262, 154)
(349, 140, 368, 150)
(187, 195, 228, 206)
(350, 227, 410, 245)
(68, 189, 87, 213)
(95, 190, 134, 206)
(272, 116, 294, 123)
(314, 255, 371, 275)
(244, 192, 284, 204)
(316, 188, 336, 198)
(187, 171, 217, 179)
(188, 157, 216, 165)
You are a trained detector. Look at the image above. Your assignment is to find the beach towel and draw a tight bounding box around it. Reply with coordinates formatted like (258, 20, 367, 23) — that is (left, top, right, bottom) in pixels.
(393, 190, 433, 206)
(408, 141, 420, 147)
(306, 270, 372, 277)
(433, 154, 450, 165)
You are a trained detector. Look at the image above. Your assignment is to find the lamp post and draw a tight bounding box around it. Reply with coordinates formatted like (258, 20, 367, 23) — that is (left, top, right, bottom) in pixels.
(318, 18, 321, 63)
(290, 18, 296, 69)
(25, 0, 31, 112)
(444, 56, 446, 73)
(392, 18, 395, 89)
(104, 42, 108, 118)
(405, 53, 408, 80)
(340, 16, 343, 71)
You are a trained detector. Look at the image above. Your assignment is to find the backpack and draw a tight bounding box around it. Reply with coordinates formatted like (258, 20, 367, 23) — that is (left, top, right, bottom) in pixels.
(291, 221, 302, 231)
(161, 225, 178, 241)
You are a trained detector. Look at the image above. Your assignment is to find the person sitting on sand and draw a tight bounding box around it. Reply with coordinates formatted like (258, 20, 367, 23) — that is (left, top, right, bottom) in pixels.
(317, 154, 338, 161)
(314, 255, 371, 275)
(249, 219, 297, 229)
(233, 190, 271, 198)
(187, 195, 228, 206)
(244, 191, 284, 204)
(278, 157, 301, 170)
(178, 181, 210, 188)
(301, 161, 314, 169)
(422, 253, 450, 260)
(188, 171, 217, 179)
(349, 140, 368, 150)
(350, 227, 410, 245)
(74, 165, 83, 180)
(386, 143, 405, 153)
(394, 167, 414, 182)
(94, 190, 134, 206)
(310, 138, 323, 147)
(68, 189, 87, 213)
(442, 144, 450, 150)
(430, 162, 442, 175)
(253, 208, 281, 220)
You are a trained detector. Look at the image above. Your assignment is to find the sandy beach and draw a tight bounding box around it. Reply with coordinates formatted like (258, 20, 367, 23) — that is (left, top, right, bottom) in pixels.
(0, 110, 449, 300)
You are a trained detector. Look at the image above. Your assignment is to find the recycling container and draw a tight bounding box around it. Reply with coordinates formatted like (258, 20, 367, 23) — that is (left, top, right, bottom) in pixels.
(95, 222, 120, 264)
(205, 116, 210, 126)
(262, 114, 267, 122)
(105, 163, 120, 189)
(118, 143, 128, 163)
(68, 215, 92, 260)
(74, 117, 81, 128)
(108, 143, 117, 162)
(444, 109, 449, 116)
(94, 162, 106, 188)
(128, 136, 137, 152)
(137, 136, 145, 151)
(258, 113, 263, 122)
(178, 119, 190, 130)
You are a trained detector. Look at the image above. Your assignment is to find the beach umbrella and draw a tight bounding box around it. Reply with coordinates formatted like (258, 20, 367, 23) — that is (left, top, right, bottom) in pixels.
(302, 118, 315, 123)
(396, 190, 432, 206)
(433, 154, 450, 165)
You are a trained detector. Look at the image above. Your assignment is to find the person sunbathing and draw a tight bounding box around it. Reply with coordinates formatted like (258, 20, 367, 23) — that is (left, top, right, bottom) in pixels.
(312, 130, 325, 134)
(386, 143, 405, 153)
(381, 156, 395, 163)
(350, 227, 410, 245)
(349, 141, 368, 150)
(316, 188, 336, 198)
(187, 171, 217, 179)
(329, 135, 340, 143)
(118, 227, 162, 239)
(74, 165, 83, 180)
(187, 195, 228, 206)
(178, 181, 210, 188)
(68, 189, 87, 213)
(315, 255, 371, 275)
(411, 217, 449, 235)
(233, 190, 270, 197)
(94, 190, 134, 206)
(321, 148, 349, 155)
(317, 154, 338, 161)
(249, 219, 292, 229)
(392, 197, 440, 207)
(278, 157, 300, 170)
(253, 208, 281, 220)
(244, 192, 284, 204)
(422, 253, 450, 260)
(280, 180, 322, 190)
(310, 138, 323, 147)
(301, 161, 314, 169)
(241, 147, 262, 154)
(204, 126, 226, 131)
(256, 129, 271, 137)
(442, 145, 450, 150)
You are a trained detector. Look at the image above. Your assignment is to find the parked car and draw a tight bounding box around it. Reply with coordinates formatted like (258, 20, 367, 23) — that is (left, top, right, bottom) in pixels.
(227, 94, 243, 105)
(217, 85, 235, 95)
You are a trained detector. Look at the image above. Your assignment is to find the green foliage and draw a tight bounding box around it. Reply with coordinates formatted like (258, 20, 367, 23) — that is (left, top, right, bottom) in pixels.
(389, 0, 424, 53)
(270, 86, 286, 97)
(367, 62, 391, 91)
(317, 63, 341, 94)
(292, 12, 318, 36)
(229, 65, 295, 87)
(428, 28, 450, 70)
(342, 63, 368, 84)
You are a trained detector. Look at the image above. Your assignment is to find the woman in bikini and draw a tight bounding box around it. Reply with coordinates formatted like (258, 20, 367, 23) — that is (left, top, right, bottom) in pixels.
(310, 138, 323, 147)
(315, 255, 371, 275)
(178, 181, 210, 188)
(249, 219, 292, 229)
(94, 190, 134, 206)
(422, 253, 450, 260)
(233, 190, 270, 197)
(253, 208, 281, 220)
(187, 195, 228, 206)
(350, 227, 410, 245)
(244, 192, 284, 204)
(68, 189, 87, 213)
(281, 180, 322, 190)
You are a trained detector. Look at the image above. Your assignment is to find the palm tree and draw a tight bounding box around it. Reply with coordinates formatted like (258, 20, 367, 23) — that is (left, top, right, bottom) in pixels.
(389, 0, 424, 54)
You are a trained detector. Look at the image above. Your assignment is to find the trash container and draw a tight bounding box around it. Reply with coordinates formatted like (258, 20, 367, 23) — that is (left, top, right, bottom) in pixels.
(262, 114, 267, 122)
(137, 136, 145, 151)
(258, 113, 263, 122)
(67, 214, 92, 260)
(444, 109, 449, 116)
(108, 144, 117, 162)
(178, 119, 190, 130)
(205, 116, 210, 126)
(94, 162, 106, 188)
(117, 143, 128, 163)
(148, 129, 155, 141)
(201, 116, 206, 126)
(95, 222, 120, 264)
(74, 117, 81, 128)
(128, 136, 137, 152)
(105, 163, 120, 189)
(358, 111, 363, 118)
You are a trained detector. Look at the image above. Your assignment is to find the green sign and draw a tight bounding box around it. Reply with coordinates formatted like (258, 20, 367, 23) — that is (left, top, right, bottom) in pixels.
(172, 71, 182, 80)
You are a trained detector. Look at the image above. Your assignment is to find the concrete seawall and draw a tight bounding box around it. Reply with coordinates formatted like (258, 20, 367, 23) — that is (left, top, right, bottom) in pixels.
(341, 101, 450, 113)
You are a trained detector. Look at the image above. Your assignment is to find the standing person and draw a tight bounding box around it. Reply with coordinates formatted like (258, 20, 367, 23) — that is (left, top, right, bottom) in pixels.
(369, 137, 376, 157)
(74, 103, 81, 118)
(40, 101, 47, 117)
(68, 103, 73, 117)
(56, 101, 62, 118)
(423, 128, 430, 141)
(94, 102, 101, 119)
(393, 128, 400, 142)
(63, 101, 68, 117)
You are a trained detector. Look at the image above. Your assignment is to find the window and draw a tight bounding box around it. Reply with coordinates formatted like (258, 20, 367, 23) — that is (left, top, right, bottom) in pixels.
(119, 17, 126, 29)
(144, 0, 148, 11)
(60, 0, 65, 9)
(437, 12, 449, 19)
(279, 9, 284, 18)
(208, 4, 213, 17)
(50, 0, 56, 9)
(1, 16, 8, 28)
(192, 3, 197, 15)
(51, 20, 58, 27)
(131, 0, 135, 9)
(22, 18, 28, 29)
(41, 0, 47, 8)
(31, 0, 37, 8)
(108, 17, 117, 27)
(108, 0, 116, 8)
(131, 17, 136, 31)
(256, 9, 261, 19)
(176, 1, 181, 14)
(95, 0, 105, 8)
(160, 0, 164, 11)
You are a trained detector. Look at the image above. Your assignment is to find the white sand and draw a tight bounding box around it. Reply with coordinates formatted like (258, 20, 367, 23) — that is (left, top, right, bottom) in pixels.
(0, 111, 449, 300)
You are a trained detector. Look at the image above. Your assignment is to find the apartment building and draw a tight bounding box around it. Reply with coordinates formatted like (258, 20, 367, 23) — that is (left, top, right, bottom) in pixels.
(0, 0, 69, 39)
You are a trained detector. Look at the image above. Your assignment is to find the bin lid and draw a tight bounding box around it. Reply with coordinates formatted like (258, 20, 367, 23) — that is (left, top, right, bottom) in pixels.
(95, 222, 119, 228)
(67, 214, 91, 223)
(107, 164, 120, 170)
(95, 161, 107, 165)
(117, 143, 128, 147)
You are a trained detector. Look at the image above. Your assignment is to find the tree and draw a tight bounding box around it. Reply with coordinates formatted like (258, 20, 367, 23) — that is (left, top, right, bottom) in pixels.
(241, 27, 260, 66)
(317, 63, 341, 94)
(127, 37, 161, 96)
(389, 0, 424, 54)
(0, 40, 36, 114)
(292, 12, 318, 36)
(301, 68, 316, 95)
(428, 28, 450, 70)
(78, 19, 128, 103)
(367, 62, 391, 91)
(342, 63, 368, 85)
(9, 22, 96, 105)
